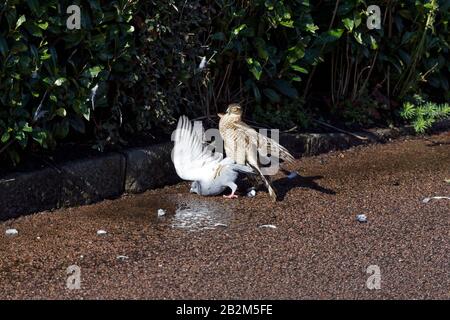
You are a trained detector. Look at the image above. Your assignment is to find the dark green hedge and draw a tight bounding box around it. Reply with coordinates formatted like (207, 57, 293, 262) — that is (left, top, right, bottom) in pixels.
(0, 0, 138, 164)
(0, 0, 449, 166)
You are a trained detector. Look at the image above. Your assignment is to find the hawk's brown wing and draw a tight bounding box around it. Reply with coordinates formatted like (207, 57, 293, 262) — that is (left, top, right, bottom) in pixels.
(231, 121, 294, 163)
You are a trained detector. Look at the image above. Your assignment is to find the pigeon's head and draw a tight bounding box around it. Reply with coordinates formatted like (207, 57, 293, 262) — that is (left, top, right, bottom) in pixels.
(190, 181, 201, 195)
(226, 103, 242, 116)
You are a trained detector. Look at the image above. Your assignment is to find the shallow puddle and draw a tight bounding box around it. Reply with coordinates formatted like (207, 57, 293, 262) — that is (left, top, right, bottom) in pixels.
(95, 193, 232, 232)
(170, 200, 231, 231)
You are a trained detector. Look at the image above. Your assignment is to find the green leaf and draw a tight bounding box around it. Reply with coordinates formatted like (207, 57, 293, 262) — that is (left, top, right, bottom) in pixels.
(398, 10, 413, 20)
(342, 18, 354, 32)
(19, 121, 33, 133)
(353, 31, 363, 44)
(337, 2, 354, 15)
(211, 32, 225, 41)
(26, 0, 40, 15)
(233, 24, 247, 36)
(273, 80, 298, 99)
(37, 21, 49, 30)
(306, 23, 319, 33)
(1, 132, 10, 143)
(15, 131, 26, 142)
(254, 38, 269, 61)
(0, 35, 8, 57)
(24, 22, 43, 37)
(245, 79, 261, 103)
(400, 102, 415, 120)
(263, 88, 281, 103)
(16, 15, 26, 29)
(329, 28, 344, 39)
(398, 50, 411, 65)
(11, 42, 28, 53)
(53, 120, 69, 139)
(400, 31, 415, 45)
(55, 77, 67, 86)
(315, 29, 344, 45)
(40, 49, 52, 60)
(291, 65, 308, 74)
(246, 58, 262, 81)
(287, 43, 305, 63)
(369, 35, 378, 50)
(15, 131, 28, 148)
(280, 20, 294, 28)
(88, 66, 103, 78)
(239, 26, 254, 37)
(31, 130, 48, 147)
(56, 108, 67, 117)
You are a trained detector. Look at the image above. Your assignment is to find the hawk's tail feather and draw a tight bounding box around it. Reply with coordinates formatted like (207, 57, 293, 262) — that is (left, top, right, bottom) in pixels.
(278, 146, 295, 163)
(251, 164, 278, 202)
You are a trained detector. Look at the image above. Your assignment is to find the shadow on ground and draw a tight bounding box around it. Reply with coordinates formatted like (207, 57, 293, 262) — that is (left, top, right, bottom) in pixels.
(274, 174, 336, 201)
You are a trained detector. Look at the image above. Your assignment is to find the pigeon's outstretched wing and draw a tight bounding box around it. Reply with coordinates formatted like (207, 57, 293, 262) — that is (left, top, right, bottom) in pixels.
(173, 116, 222, 182)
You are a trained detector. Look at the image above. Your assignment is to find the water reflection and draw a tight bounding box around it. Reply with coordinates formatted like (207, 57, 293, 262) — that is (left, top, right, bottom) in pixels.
(92, 192, 232, 232)
(170, 201, 231, 231)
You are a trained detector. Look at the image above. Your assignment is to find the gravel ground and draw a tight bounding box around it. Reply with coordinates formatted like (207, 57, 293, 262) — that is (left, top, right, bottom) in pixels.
(0, 133, 449, 299)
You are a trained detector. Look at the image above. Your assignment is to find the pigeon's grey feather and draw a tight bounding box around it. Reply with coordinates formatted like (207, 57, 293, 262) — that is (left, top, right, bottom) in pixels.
(173, 116, 253, 196)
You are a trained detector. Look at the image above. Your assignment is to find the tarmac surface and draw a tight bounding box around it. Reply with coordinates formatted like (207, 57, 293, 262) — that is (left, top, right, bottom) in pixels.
(0, 133, 449, 299)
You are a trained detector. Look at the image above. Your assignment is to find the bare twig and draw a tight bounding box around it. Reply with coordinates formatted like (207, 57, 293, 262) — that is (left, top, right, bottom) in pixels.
(356, 51, 379, 100)
(313, 119, 369, 140)
(0, 139, 14, 157)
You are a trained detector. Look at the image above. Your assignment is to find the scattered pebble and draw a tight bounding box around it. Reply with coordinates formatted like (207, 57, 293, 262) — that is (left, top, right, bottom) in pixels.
(97, 230, 107, 236)
(287, 171, 298, 179)
(422, 196, 450, 203)
(259, 224, 277, 229)
(247, 189, 256, 197)
(214, 223, 228, 228)
(117, 255, 129, 261)
(157, 209, 166, 217)
(356, 214, 367, 223)
(5, 229, 18, 236)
